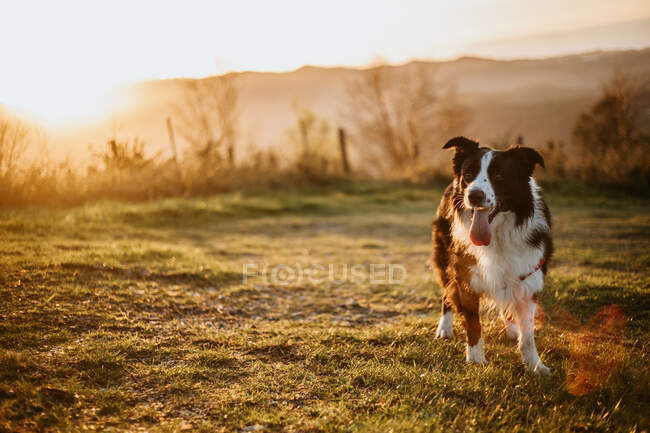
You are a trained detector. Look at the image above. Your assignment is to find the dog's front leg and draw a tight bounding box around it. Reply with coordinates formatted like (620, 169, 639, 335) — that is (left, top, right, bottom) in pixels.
(435, 294, 454, 339)
(454, 286, 485, 364)
(513, 294, 550, 375)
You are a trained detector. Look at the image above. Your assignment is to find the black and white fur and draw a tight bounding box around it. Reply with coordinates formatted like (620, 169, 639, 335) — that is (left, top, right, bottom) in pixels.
(431, 136, 553, 374)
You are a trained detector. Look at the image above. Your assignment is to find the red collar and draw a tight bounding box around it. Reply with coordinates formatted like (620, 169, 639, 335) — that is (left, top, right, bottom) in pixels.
(520, 257, 546, 281)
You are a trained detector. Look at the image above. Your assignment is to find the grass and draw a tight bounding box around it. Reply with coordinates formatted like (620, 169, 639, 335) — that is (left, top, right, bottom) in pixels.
(0, 181, 648, 432)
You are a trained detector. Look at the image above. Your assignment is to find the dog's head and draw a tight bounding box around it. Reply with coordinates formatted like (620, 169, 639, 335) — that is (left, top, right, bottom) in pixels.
(443, 136, 544, 246)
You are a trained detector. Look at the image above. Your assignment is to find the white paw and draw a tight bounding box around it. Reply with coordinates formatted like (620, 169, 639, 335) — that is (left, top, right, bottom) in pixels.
(436, 311, 454, 339)
(504, 320, 520, 340)
(466, 338, 487, 364)
(531, 361, 551, 376)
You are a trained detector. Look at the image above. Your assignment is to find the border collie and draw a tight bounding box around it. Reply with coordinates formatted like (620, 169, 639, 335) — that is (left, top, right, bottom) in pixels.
(431, 136, 552, 374)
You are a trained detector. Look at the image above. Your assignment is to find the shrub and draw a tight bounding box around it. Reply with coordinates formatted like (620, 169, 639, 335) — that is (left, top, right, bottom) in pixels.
(569, 73, 650, 185)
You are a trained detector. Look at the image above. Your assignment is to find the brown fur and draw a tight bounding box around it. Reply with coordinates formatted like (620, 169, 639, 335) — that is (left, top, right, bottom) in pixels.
(446, 252, 482, 346)
(433, 137, 552, 344)
(432, 201, 485, 346)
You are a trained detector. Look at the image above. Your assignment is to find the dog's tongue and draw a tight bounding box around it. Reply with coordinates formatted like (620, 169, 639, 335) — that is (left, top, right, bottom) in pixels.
(470, 209, 491, 246)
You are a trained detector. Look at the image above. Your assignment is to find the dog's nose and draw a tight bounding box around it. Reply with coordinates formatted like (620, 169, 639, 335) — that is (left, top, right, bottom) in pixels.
(468, 189, 486, 207)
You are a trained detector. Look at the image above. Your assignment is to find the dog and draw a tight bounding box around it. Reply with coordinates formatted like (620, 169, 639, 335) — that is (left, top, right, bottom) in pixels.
(431, 136, 552, 374)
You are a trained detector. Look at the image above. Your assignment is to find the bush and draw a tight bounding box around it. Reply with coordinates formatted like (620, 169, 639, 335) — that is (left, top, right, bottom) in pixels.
(569, 73, 650, 185)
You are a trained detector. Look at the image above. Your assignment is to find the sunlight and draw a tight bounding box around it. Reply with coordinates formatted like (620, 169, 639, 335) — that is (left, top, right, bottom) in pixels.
(0, 2, 648, 431)
(2, 0, 648, 129)
(2, 79, 131, 128)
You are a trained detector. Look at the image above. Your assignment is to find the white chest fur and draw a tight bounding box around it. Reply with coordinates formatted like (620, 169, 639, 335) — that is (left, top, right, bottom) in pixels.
(451, 179, 548, 309)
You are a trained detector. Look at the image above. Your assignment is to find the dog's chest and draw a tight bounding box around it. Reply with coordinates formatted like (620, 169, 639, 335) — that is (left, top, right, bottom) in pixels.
(454, 212, 545, 303)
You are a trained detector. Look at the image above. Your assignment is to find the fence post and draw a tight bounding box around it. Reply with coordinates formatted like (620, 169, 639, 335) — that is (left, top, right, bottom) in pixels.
(338, 127, 351, 175)
(517, 134, 524, 145)
(166, 117, 185, 191)
(300, 120, 309, 164)
(227, 144, 235, 168)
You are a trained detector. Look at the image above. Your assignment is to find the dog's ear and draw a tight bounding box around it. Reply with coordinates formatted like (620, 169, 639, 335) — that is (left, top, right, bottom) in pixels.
(443, 136, 479, 175)
(507, 146, 545, 177)
(442, 136, 479, 151)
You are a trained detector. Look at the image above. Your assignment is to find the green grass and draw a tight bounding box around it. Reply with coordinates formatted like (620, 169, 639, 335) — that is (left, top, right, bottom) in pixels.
(0, 182, 648, 432)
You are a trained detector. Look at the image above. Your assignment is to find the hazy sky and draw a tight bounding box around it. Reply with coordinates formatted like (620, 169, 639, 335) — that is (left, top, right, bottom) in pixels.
(2, 0, 650, 125)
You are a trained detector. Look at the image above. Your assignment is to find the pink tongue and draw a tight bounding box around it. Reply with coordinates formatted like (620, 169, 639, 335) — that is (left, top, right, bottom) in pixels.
(470, 209, 491, 246)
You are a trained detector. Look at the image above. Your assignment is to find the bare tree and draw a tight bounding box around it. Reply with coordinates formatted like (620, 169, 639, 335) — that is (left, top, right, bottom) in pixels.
(286, 105, 338, 177)
(0, 114, 29, 183)
(345, 63, 470, 174)
(173, 74, 239, 169)
(287, 105, 334, 160)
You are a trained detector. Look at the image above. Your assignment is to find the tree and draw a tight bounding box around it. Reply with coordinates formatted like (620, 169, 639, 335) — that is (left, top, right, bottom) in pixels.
(571, 72, 649, 183)
(0, 113, 29, 183)
(286, 104, 339, 178)
(287, 104, 334, 161)
(345, 63, 471, 174)
(573, 73, 648, 154)
(173, 74, 239, 169)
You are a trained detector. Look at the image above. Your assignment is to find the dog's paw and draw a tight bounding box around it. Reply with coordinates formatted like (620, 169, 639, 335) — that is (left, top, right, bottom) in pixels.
(435, 311, 454, 339)
(531, 362, 551, 376)
(435, 323, 454, 339)
(466, 339, 487, 364)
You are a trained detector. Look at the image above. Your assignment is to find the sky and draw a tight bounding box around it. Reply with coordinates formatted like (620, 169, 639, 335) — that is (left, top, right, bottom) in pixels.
(1, 0, 650, 126)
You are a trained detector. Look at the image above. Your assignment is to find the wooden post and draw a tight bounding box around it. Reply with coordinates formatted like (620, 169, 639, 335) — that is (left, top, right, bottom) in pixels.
(166, 117, 185, 190)
(300, 120, 309, 163)
(338, 127, 351, 174)
(517, 134, 524, 145)
(227, 144, 234, 168)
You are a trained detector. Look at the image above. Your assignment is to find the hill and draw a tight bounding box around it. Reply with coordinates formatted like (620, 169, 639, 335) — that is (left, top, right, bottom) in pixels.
(51, 48, 650, 161)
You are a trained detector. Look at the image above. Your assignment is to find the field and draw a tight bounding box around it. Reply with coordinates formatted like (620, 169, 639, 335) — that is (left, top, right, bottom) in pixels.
(0, 182, 648, 432)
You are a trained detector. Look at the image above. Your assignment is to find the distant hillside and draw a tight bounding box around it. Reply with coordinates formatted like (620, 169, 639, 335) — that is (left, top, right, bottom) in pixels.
(51, 48, 650, 161)
(464, 17, 650, 59)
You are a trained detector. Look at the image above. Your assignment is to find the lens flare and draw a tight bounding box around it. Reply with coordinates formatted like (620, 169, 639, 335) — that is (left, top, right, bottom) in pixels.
(565, 305, 626, 396)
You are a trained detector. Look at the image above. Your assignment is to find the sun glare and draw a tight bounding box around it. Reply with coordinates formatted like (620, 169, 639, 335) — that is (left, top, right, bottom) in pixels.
(1, 0, 648, 129)
(2, 80, 131, 128)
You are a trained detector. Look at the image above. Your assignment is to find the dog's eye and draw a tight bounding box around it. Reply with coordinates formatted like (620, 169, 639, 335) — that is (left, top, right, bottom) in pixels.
(492, 173, 504, 182)
(462, 172, 474, 183)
